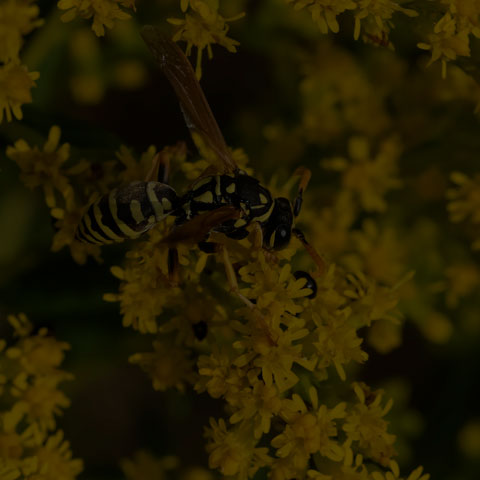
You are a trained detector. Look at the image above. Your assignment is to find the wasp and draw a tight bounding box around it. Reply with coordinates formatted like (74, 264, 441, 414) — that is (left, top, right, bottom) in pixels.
(76, 26, 322, 297)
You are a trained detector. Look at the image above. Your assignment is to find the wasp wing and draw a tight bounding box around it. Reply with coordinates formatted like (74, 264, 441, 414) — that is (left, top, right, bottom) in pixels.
(162, 206, 240, 246)
(141, 25, 238, 174)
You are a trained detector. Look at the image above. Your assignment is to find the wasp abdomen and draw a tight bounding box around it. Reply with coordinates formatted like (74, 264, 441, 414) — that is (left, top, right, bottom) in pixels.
(76, 181, 178, 244)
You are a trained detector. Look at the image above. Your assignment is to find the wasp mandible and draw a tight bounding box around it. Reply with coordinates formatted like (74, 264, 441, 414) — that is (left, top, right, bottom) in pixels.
(75, 26, 321, 294)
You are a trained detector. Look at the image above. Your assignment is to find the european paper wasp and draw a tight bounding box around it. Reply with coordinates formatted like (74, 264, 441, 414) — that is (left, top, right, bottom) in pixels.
(75, 26, 322, 299)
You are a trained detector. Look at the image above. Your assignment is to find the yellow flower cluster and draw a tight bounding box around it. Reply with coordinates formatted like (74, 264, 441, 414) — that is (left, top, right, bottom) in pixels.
(418, 0, 480, 78)
(286, 0, 417, 47)
(0, 0, 41, 122)
(285, 0, 480, 78)
(92, 137, 428, 478)
(57, 0, 136, 36)
(0, 313, 82, 480)
(447, 171, 480, 249)
(168, 0, 245, 78)
(6, 127, 184, 265)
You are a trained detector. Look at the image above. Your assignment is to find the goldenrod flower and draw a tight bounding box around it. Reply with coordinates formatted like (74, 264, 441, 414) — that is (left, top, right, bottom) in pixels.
(344, 382, 395, 466)
(323, 136, 403, 213)
(168, 0, 244, 78)
(35, 430, 83, 480)
(6, 126, 72, 209)
(272, 388, 346, 475)
(447, 171, 480, 223)
(6, 327, 70, 376)
(1, 314, 82, 480)
(0, 0, 43, 63)
(286, 0, 356, 34)
(196, 348, 245, 399)
(418, 12, 470, 78)
(229, 379, 283, 439)
(353, 0, 417, 42)
(121, 451, 179, 480)
(312, 310, 368, 380)
(205, 418, 271, 479)
(9, 376, 72, 433)
(58, 0, 135, 36)
(0, 62, 39, 123)
(129, 340, 195, 392)
(300, 42, 390, 144)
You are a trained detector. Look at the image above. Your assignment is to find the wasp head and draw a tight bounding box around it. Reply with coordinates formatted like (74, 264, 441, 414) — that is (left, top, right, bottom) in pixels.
(263, 197, 293, 250)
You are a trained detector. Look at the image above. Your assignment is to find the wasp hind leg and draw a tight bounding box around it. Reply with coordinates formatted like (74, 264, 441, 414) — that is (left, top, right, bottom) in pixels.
(145, 151, 171, 183)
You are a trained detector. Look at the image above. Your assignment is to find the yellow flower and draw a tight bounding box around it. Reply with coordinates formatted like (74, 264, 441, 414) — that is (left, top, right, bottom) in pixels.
(300, 41, 390, 144)
(0, 462, 20, 480)
(229, 378, 283, 439)
(116, 142, 187, 185)
(444, 263, 480, 307)
(272, 388, 346, 474)
(286, 0, 356, 34)
(323, 136, 403, 213)
(458, 419, 480, 458)
(6, 126, 72, 209)
(35, 430, 83, 480)
(234, 310, 314, 393)
(205, 418, 271, 480)
(5, 327, 70, 377)
(121, 451, 178, 480)
(9, 376, 72, 433)
(129, 340, 195, 392)
(418, 12, 470, 78)
(343, 382, 395, 466)
(447, 171, 480, 223)
(371, 461, 430, 480)
(366, 319, 402, 354)
(0, 62, 39, 123)
(0, 0, 43, 62)
(50, 202, 103, 265)
(196, 348, 247, 400)
(353, 0, 417, 42)
(312, 310, 368, 380)
(168, 0, 244, 78)
(57, 0, 134, 36)
(347, 220, 407, 285)
(239, 254, 314, 316)
(104, 227, 194, 333)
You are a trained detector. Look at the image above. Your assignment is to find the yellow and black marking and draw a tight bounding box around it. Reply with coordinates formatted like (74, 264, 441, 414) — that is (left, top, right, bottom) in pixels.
(77, 32, 305, 252)
(174, 171, 275, 241)
(76, 181, 178, 244)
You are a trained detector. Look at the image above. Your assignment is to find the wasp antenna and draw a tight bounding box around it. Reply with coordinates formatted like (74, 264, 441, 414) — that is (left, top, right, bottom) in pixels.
(292, 167, 311, 217)
(292, 227, 326, 277)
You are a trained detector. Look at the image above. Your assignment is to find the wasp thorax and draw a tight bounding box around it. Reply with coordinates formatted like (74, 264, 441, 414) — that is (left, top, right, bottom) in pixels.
(263, 197, 293, 250)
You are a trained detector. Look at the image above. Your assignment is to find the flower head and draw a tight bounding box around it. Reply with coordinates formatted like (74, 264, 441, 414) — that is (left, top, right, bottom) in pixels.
(0, 62, 39, 123)
(168, 0, 244, 78)
(58, 0, 134, 36)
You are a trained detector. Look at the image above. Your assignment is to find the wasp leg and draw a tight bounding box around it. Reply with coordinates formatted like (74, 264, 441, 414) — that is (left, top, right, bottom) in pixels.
(250, 223, 264, 250)
(220, 245, 257, 309)
(167, 247, 180, 286)
(292, 227, 326, 277)
(292, 167, 312, 217)
(145, 151, 171, 183)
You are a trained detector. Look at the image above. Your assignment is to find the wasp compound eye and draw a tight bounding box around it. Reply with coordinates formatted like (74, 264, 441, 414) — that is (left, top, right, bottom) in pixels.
(293, 270, 317, 299)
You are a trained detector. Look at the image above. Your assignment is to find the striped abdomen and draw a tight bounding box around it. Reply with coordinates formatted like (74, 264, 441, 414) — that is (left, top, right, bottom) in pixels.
(76, 181, 178, 244)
